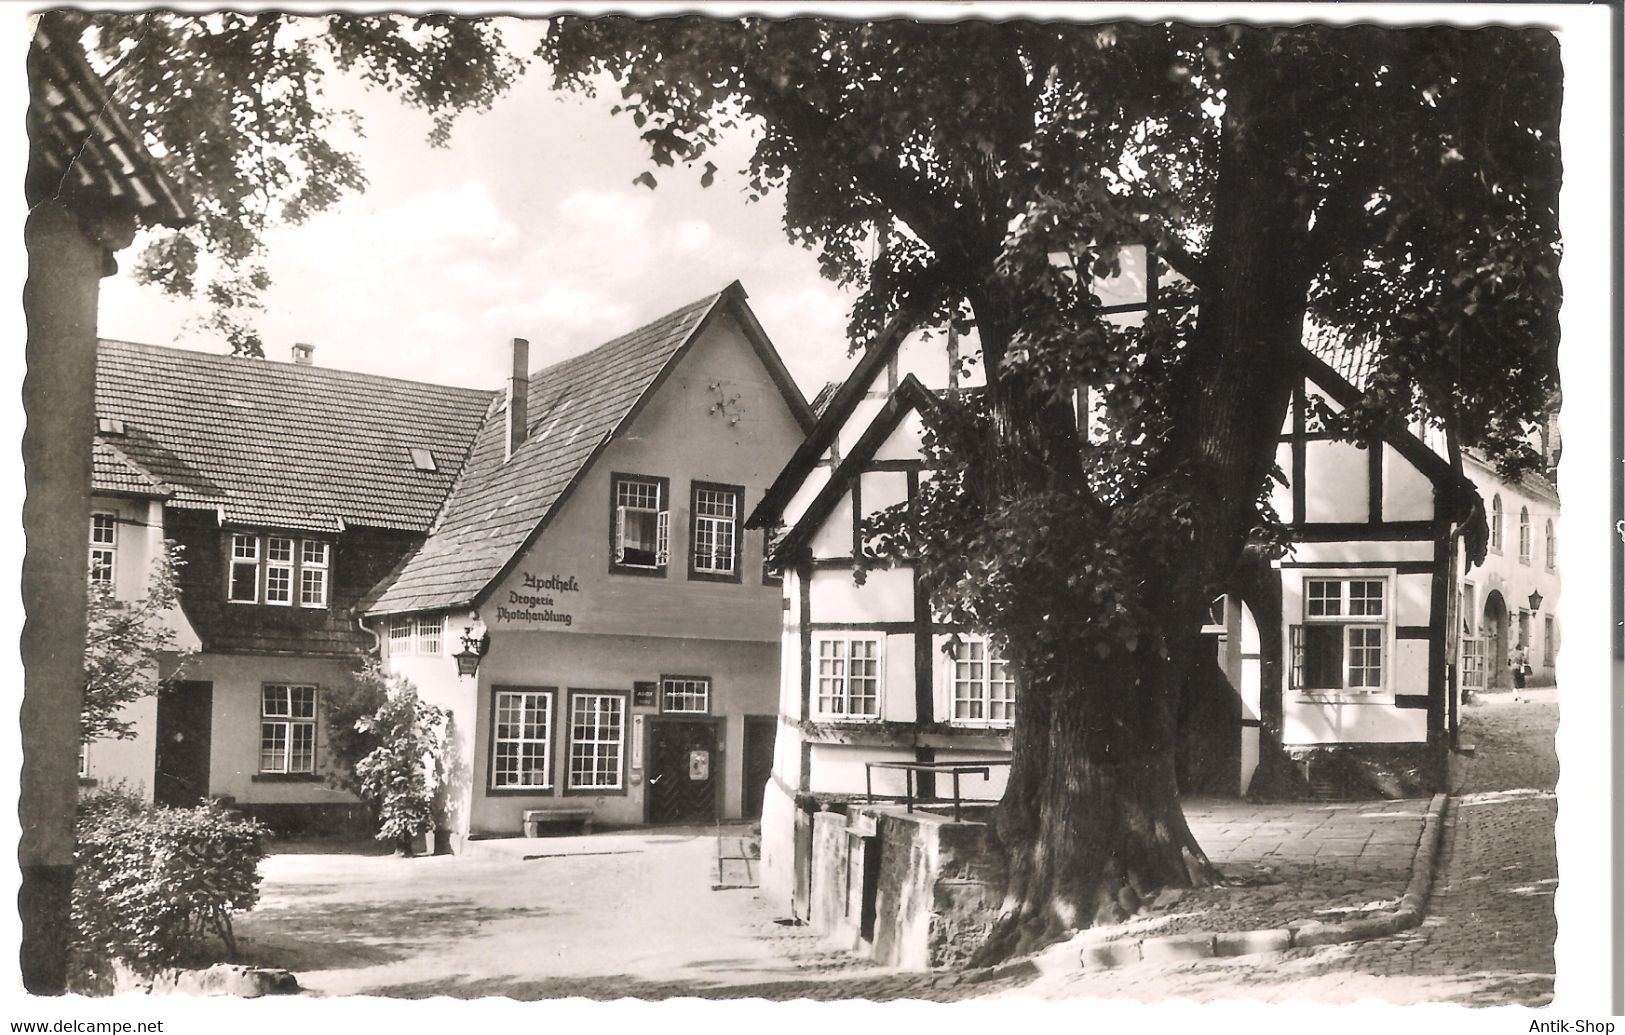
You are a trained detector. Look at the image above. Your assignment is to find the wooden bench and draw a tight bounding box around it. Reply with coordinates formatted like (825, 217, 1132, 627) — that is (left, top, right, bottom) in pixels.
(522, 807, 594, 837)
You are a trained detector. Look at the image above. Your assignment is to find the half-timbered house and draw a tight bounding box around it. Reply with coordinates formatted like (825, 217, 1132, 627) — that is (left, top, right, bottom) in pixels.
(748, 292, 1502, 917)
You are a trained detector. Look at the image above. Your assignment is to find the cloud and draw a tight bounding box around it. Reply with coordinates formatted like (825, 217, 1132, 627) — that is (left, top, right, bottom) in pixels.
(556, 188, 654, 235)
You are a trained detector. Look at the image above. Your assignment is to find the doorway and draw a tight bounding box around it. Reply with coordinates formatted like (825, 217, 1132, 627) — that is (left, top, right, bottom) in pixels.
(646, 717, 722, 824)
(740, 716, 776, 821)
(1482, 590, 1509, 689)
(154, 680, 212, 807)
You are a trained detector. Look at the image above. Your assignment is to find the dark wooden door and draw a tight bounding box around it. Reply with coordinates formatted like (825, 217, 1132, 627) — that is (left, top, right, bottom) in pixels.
(647, 719, 720, 824)
(741, 716, 776, 820)
(154, 681, 213, 807)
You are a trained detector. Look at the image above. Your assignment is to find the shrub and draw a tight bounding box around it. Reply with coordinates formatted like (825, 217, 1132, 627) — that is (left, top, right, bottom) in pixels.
(319, 654, 391, 802)
(72, 788, 268, 984)
(353, 677, 448, 854)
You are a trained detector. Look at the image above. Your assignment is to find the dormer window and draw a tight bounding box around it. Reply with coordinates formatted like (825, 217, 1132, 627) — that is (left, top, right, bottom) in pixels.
(228, 534, 261, 602)
(610, 473, 669, 576)
(227, 531, 332, 609)
(301, 541, 330, 606)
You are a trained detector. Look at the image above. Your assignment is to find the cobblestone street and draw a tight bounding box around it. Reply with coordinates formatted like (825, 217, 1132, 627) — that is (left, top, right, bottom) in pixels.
(989, 688, 1559, 1006)
(232, 690, 1556, 1004)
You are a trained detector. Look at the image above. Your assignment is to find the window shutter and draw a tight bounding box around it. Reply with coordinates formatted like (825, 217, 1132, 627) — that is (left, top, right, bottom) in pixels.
(1289, 625, 1304, 690)
(656, 510, 670, 566)
(615, 506, 628, 562)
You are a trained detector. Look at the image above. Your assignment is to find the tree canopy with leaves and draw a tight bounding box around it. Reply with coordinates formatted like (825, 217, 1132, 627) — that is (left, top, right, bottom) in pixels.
(540, 16, 1560, 959)
(43, 9, 524, 354)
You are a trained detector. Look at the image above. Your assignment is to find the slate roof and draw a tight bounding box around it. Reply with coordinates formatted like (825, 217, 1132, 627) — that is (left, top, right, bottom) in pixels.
(27, 17, 191, 226)
(363, 286, 753, 615)
(92, 438, 166, 498)
(95, 339, 496, 533)
(1301, 321, 1379, 391)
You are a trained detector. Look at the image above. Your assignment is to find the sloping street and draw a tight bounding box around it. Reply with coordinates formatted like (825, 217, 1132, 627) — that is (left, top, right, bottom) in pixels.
(996, 688, 1558, 1005)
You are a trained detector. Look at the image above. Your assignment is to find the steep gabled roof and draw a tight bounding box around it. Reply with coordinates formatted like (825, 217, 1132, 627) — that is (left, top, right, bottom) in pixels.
(95, 340, 496, 533)
(773, 374, 940, 562)
(748, 312, 914, 530)
(363, 283, 813, 616)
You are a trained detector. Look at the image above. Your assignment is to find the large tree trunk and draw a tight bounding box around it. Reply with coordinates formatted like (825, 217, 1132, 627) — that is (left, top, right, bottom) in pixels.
(974, 40, 1319, 963)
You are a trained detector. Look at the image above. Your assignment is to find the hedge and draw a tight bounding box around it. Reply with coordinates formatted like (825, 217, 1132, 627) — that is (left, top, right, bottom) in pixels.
(72, 789, 268, 984)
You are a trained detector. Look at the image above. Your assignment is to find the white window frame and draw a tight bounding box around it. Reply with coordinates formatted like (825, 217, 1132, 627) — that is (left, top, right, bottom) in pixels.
(265, 536, 295, 606)
(612, 475, 669, 572)
(1518, 506, 1532, 564)
(491, 688, 554, 789)
(227, 533, 332, 608)
(1490, 494, 1503, 552)
(88, 512, 117, 588)
(300, 540, 330, 607)
(945, 635, 1016, 728)
(812, 635, 884, 720)
(388, 615, 413, 655)
(228, 533, 261, 603)
(415, 614, 444, 656)
(660, 675, 711, 714)
(1289, 574, 1392, 698)
(567, 692, 626, 790)
(690, 483, 741, 578)
(1544, 519, 1556, 570)
(260, 684, 318, 774)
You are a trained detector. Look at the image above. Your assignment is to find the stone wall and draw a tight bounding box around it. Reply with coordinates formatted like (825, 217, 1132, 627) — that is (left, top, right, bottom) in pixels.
(805, 804, 1004, 970)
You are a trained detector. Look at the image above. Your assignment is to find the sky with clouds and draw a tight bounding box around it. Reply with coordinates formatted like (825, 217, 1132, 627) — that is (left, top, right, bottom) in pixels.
(96, 16, 863, 395)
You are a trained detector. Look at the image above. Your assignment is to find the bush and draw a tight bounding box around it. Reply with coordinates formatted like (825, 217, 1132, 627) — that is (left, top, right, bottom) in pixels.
(353, 678, 448, 854)
(72, 788, 268, 984)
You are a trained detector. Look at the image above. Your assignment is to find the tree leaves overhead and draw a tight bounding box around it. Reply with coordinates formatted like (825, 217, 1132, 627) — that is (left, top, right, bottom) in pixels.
(49, 10, 524, 356)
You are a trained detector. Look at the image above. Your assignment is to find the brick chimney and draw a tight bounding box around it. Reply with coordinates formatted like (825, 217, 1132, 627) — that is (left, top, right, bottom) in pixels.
(506, 337, 530, 461)
(291, 342, 314, 365)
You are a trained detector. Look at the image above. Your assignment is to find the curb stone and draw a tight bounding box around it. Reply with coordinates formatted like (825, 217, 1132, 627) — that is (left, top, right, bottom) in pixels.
(1078, 793, 1449, 971)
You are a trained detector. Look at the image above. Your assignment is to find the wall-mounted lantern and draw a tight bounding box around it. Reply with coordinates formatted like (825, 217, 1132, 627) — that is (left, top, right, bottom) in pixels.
(1527, 589, 1543, 612)
(454, 612, 490, 678)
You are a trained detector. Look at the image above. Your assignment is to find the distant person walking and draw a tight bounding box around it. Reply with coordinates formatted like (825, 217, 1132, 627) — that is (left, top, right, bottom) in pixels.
(1510, 644, 1531, 689)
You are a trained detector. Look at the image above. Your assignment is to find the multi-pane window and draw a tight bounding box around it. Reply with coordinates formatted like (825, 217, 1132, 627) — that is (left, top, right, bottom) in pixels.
(265, 537, 294, 605)
(1545, 519, 1556, 569)
(612, 475, 669, 572)
(301, 541, 330, 606)
(1490, 495, 1503, 551)
(229, 534, 260, 602)
(1518, 507, 1532, 564)
(416, 615, 444, 656)
(388, 616, 413, 653)
(492, 689, 553, 789)
(88, 513, 116, 587)
(690, 483, 742, 579)
(1290, 578, 1388, 693)
(814, 637, 881, 718)
(387, 614, 445, 656)
(949, 637, 1016, 727)
(227, 533, 331, 608)
(261, 684, 317, 774)
(661, 676, 710, 713)
(1543, 615, 1556, 667)
(568, 693, 625, 790)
